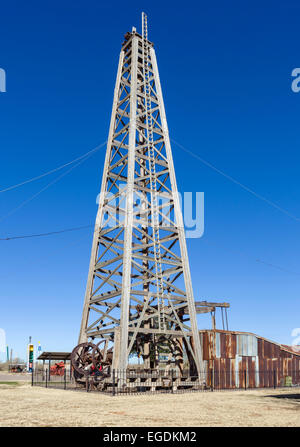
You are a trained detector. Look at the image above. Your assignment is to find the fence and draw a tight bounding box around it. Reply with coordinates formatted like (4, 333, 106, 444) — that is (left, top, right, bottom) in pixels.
(32, 368, 300, 395)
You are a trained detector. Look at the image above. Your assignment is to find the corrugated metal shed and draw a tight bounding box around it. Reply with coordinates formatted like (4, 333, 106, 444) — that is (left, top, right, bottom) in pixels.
(198, 330, 300, 389)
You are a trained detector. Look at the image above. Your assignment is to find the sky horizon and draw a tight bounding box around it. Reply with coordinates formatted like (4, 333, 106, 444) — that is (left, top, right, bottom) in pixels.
(1, 1, 300, 362)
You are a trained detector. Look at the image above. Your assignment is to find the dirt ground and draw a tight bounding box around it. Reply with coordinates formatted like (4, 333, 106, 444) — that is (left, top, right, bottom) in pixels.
(0, 382, 299, 427)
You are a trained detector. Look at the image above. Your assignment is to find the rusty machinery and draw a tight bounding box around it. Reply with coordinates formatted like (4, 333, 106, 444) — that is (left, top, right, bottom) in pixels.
(71, 301, 229, 388)
(71, 340, 113, 389)
(50, 361, 65, 376)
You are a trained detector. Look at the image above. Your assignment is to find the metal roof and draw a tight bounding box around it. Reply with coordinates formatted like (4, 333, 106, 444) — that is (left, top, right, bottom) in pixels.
(37, 352, 71, 361)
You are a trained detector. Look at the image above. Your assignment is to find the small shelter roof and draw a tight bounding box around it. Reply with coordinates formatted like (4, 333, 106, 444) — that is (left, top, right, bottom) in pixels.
(37, 352, 71, 361)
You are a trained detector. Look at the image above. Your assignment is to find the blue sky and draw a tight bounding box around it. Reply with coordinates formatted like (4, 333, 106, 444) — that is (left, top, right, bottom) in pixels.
(1, 0, 300, 361)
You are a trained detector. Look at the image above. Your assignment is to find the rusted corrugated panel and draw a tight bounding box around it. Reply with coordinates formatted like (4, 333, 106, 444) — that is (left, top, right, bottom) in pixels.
(248, 357, 256, 388)
(296, 360, 300, 384)
(275, 359, 280, 387)
(228, 333, 237, 358)
(282, 349, 292, 359)
(225, 333, 231, 358)
(208, 332, 214, 360)
(213, 359, 220, 389)
(269, 341, 273, 359)
(273, 358, 278, 375)
(272, 359, 278, 387)
(238, 358, 243, 389)
(231, 358, 236, 388)
(202, 332, 209, 360)
(202, 330, 300, 389)
(268, 341, 273, 358)
(258, 358, 263, 387)
(264, 359, 269, 386)
(207, 366, 212, 388)
(292, 358, 296, 384)
(266, 359, 272, 385)
(288, 358, 292, 377)
(254, 356, 260, 387)
(220, 333, 226, 358)
(261, 358, 267, 387)
(280, 349, 287, 358)
(220, 358, 226, 389)
(283, 358, 289, 377)
(224, 358, 231, 388)
(241, 356, 247, 388)
(274, 343, 280, 359)
(236, 356, 247, 389)
(263, 359, 269, 387)
(270, 340, 276, 358)
(262, 358, 267, 387)
(282, 358, 288, 377)
(235, 356, 241, 388)
(272, 342, 276, 358)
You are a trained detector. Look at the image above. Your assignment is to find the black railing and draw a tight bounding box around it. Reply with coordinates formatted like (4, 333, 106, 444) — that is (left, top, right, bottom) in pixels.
(31, 368, 300, 395)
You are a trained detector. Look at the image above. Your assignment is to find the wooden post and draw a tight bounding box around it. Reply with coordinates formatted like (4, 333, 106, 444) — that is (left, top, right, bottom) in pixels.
(211, 311, 216, 331)
(112, 328, 120, 371)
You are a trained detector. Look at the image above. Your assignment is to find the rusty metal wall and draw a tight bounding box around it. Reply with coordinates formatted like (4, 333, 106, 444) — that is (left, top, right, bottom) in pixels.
(199, 330, 300, 389)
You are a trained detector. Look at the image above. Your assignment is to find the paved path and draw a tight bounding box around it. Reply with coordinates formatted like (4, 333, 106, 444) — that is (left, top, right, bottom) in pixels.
(0, 372, 31, 381)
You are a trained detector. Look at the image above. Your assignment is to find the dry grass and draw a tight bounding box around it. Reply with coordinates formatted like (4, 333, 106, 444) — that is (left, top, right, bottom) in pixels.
(0, 383, 299, 427)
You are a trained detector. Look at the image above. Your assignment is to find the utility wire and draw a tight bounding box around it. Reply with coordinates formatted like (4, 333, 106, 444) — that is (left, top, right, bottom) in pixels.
(0, 224, 93, 240)
(171, 138, 300, 223)
(200, 237, 300, 277)
(0, 138, 298, 277)
(0, 141, 106, 223)
(171, 138, 300, 276)
(1, 221, 299, 277)
(255, 258, 300, 276)
(0, 141, 107, 194)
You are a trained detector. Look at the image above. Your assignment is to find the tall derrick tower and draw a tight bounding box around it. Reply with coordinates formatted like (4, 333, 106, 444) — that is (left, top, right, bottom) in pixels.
(78, 14, 203, 374)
